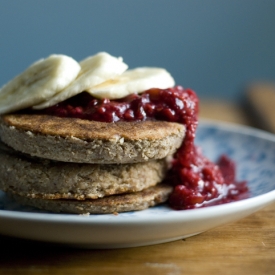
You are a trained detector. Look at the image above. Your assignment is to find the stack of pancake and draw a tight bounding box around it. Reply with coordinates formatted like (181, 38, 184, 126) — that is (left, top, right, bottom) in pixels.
(0, 113, 185, 214)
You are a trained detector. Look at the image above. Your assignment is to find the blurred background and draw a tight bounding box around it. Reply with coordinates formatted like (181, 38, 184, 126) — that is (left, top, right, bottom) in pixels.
(0, 0, 275, 102)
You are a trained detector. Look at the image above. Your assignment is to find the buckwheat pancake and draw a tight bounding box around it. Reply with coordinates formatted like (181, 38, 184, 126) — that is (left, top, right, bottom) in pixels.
(0, 142, 167, 200)
(7, 184, 173, 214)
(0, 114, 185, 164)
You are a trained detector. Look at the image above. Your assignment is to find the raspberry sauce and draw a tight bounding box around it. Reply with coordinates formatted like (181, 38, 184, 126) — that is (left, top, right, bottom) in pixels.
(39, 86, 249, 209)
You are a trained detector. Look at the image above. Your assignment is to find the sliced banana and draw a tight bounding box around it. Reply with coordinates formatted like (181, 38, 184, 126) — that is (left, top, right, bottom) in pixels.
(88, 67, 175, 99)
(33, 52, 128, 109)
(0, 55, 80, 115)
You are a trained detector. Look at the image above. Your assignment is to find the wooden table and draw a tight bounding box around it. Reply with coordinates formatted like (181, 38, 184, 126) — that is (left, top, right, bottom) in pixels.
(1, 101, 275, 275)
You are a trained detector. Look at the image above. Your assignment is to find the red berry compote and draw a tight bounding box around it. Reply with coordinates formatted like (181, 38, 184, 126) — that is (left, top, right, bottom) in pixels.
(38, 86, 249, 210)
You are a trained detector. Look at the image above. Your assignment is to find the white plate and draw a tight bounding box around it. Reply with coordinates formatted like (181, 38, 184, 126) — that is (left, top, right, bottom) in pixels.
(1, 120, 275, 248)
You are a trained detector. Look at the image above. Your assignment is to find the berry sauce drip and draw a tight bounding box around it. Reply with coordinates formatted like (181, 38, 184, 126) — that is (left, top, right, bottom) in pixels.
(39, 86, 249, 209)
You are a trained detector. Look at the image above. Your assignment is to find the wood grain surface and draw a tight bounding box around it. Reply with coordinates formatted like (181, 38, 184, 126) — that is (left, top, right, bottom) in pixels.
(0, 100, 275, 275)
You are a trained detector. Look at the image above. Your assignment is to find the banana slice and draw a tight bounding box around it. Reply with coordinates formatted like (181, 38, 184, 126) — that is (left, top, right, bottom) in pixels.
(33, 52, 128, 109)
(0, 55, 80, 115)
(88, 67, 175, 99)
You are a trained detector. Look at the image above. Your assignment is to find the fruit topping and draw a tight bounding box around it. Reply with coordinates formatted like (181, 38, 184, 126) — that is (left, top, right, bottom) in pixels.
(35, 86, 249, 209)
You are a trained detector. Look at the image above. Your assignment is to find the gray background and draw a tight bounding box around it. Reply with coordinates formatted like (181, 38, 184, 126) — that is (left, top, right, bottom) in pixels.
(1, 0, 275, 102)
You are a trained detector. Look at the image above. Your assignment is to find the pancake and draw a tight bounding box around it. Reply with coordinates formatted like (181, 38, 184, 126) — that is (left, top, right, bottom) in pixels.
(0, 142, 168, 200)
(0, 114, 185, 164)
(7, 184, 173, 214)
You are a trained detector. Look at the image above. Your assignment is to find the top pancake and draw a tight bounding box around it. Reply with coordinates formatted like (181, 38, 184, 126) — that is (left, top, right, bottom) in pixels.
(0, 114, 185, 164)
